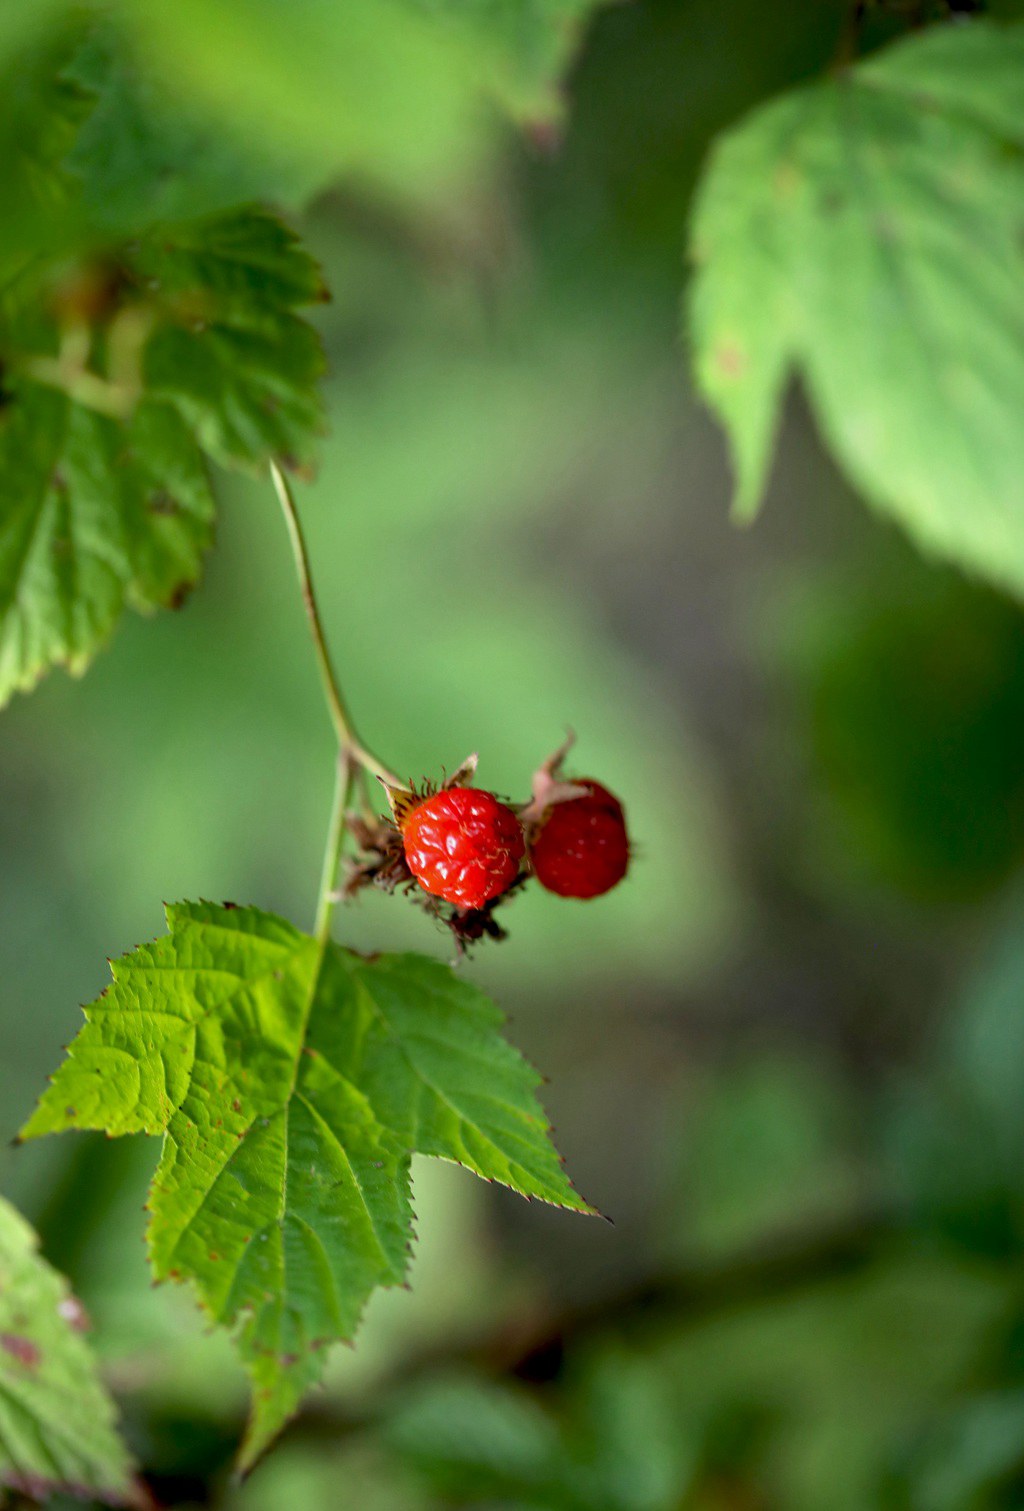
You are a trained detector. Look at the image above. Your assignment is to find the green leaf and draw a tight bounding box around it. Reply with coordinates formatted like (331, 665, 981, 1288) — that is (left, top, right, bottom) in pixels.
(688, 20, 1024, 595)
(0, 35, 91, 277)
(0, 3, 71, 72)
(63, 24, 286, 235)
(0, 1194, 141, 1507)
(132, 209, 326, 471)
(120, 0, 486, 203)
(386, 1352, 697, 1510)
(407, 0, 607, 124)
(387, 1374, 563, 1499)
(119, 0, 605, 205)
(0, 206, 324, 704)
(20, 902, 591, 1468)
(0, 387, 213, 702)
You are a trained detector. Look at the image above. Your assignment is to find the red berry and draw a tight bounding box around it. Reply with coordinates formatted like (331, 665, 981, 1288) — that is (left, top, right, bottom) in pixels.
(529, 779, 629, 899)
(402, 787, 525, 910)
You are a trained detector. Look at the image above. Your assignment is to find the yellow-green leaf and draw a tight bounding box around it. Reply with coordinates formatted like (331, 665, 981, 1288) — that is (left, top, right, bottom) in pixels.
(688, 21, 1024, 595)
(21, 902, 592, 1468)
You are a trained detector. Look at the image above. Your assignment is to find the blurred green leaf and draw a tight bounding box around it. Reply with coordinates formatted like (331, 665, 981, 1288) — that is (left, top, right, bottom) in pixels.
(388, 1375, 564, 1500)
(120, 0, 486, 204)
(675, 1058, 864, 1261)
(564, 1348, 699, 1510)
(0, 35, 90, 276)
(0, 1194, 141, 1506)
(883, 910, 1024, 1255)
(651, 1255, 1013, 1511)
(689, 20, 1024, 596)
(21, 902, 591, 1467)
(387, 1352, 697, 1510)
(0, 2, 70, 68)
(0, 206, 323, 704)
(409, 0, 607, 124)
(894, 1390, 1024, 1511)
(119, 0, 606, 205)
(64, 25, 283, 234)
(0, 389, 213, 705)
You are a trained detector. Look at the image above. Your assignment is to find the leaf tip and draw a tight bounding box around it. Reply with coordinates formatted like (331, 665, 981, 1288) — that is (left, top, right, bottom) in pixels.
(729, 477, 766, 525)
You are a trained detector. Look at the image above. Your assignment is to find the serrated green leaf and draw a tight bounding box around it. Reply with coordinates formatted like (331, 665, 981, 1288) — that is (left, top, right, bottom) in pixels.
(858, 19, 1024, 145)
(688, 20, 1024, 595)
(0, 205, 324, 704)
(0, 1195, 141, 1507)
(63, 24, 283, 235)
(0, 386, 213, 702)
(20, 902, 591, 1467)
(133, 209, 326, 471)
(0, 35, 91, 277)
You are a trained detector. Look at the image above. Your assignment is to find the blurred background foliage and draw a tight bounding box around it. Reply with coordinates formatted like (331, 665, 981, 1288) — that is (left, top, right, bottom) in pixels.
(5, 0, 1024, 1506)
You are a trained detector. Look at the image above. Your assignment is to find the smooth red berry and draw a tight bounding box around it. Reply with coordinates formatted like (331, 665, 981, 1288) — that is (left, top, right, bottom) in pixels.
(401, 787, 525, 910)
(529, 779, 629, 899)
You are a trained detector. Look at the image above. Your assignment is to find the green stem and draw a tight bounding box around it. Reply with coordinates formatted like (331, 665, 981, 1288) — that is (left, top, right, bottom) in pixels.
(315, 754, 356, 945)
(270, 461, 404, 938)
(270, 460, 401, 787)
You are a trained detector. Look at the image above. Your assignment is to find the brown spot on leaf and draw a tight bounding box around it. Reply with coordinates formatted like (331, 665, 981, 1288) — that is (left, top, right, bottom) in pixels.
(714, 341, 747, 380)
(167, 581, 193, 610)
(1, 1334, 40, 1368)
(148, 490, 179, 516)
(525, 119, 563, 156)
(773, 161, 801, 198)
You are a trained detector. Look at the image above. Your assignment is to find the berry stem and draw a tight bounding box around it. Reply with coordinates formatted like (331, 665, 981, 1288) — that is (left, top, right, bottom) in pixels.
(270, 461, 403, 937)
(270, 461, 402, 789)
(314, 752, 357, 946)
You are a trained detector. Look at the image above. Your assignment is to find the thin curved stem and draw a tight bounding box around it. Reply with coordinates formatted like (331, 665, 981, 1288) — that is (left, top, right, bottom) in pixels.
(270, 461, 406, 938)
(270, 460, 401, 788)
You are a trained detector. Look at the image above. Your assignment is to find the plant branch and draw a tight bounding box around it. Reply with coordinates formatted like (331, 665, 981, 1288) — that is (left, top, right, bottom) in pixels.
(270, 460, 401, 788)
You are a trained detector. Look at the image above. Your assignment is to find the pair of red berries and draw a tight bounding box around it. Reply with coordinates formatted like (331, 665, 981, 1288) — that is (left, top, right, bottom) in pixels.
(400, 779, 629, 912)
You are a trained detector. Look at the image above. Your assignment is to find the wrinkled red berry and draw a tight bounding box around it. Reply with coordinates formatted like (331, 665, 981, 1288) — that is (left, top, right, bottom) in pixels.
(402, 787, 525, 910)
(529, 779, 629, 899)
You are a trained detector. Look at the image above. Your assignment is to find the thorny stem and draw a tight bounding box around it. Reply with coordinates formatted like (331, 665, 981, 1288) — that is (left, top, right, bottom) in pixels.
(270, 461, 403, 935)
